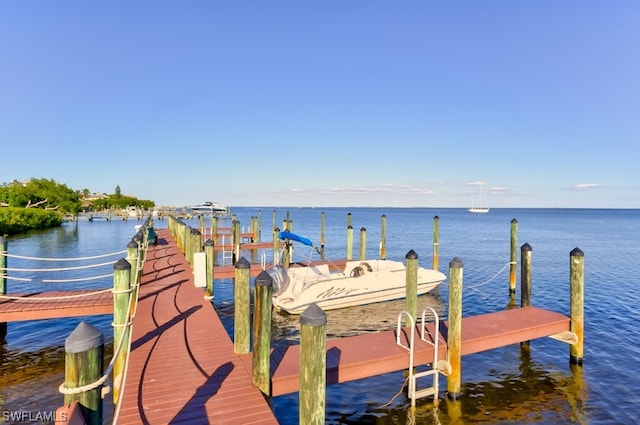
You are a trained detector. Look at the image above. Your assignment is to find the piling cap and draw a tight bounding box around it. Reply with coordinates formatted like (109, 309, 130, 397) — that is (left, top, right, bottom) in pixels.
(449, 257, 463, 268)
(570, 247, 584, 257)
(235, 257, 250, 269)
(65, 321, 104, 354)
(521, 242, 532, 251)
(114, 257, 132, 270)
(255, 271, 273, 287)
(300, 303, 327, 326)
(191, 228, 201, 235)
(204, 239, 214, 246)
(405, 249, 418, 260)
(127, 240, 138, 249)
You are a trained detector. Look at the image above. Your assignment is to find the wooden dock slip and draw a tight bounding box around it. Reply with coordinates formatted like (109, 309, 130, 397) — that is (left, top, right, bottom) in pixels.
(117, 229, 278, 425)
(0, 289, 112, 322)
(238, 306, 570, 397)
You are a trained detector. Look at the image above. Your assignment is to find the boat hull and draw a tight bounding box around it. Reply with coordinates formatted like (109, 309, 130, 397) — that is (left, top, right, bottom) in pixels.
(269, 260, 446, 314)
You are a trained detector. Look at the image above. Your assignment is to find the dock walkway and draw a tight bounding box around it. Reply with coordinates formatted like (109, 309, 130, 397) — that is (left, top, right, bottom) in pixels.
(116, 229, 278, 425)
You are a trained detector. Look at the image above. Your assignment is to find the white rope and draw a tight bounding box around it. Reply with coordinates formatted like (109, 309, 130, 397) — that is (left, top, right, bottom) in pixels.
(466, 261, 515, 291)
(59, 279, 137, 397)
(3, 250, 127, 261)
(0, 288, 113, 301)
(2, 260, 118, 273)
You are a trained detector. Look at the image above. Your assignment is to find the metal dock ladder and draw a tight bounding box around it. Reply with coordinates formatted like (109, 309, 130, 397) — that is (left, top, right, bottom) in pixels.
(396, 307, 451, 407)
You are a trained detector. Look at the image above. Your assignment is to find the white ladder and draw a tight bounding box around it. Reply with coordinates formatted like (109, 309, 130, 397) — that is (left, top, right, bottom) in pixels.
(220, 235, 233, 265)
(396, 307, 450, 407)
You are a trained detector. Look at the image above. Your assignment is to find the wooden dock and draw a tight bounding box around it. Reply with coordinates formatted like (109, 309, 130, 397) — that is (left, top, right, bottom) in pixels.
(116, 229, 278, 425)
(0, 289, 113, 322)
(237, 306, 570, 396)
(114, 227, 571, 423)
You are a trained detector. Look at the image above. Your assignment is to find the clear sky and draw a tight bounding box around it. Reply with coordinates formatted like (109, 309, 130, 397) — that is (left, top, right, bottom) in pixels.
(1, 2, 638, 208)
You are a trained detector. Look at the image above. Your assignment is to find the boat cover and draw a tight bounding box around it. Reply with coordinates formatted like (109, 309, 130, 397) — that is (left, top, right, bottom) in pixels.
(278, 231, 313, 246)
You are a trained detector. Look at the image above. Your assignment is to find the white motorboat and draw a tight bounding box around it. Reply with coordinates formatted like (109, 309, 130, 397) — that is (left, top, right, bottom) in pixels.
(189, 201, 227, 214)
(267, 231, 447, 314)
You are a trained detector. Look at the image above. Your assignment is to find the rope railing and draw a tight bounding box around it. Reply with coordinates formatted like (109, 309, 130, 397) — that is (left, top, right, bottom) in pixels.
(0, 288, 113, 301)
(1, 260, 119, 273)
(2, 250, 127, 261)
(465, 261, 516, 293)
(54, 221, 152, 423)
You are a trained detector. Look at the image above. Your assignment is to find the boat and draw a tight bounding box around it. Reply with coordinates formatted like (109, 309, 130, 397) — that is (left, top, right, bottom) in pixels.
(468, 184, 490, 213)
(189, 201, 227, 214)
(266, 231, 447, 314)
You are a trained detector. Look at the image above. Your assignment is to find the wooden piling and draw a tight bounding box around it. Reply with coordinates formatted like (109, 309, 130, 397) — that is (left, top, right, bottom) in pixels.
(63, 321, 104, 425)
(234, 257, 251, 354)
(346, 225, 353, 260)
(433, 215, 440, 270)
(510, 219, 518, 294)
(405, 250, 418, 321)
(447, 257, 463, 400)
(273, 227, 280, 266)
(520, 243, 532, 307)
(359, 227, 366, 261)
(0, 236, 6, 296)
(204, 239, 214, 300)
(520, 243, 532, 350)
(1, 236, 7, 339)
(112, 258, 131, 404)
(232, 220, 240, 265)
(570, 247, 585, 365)
(380, 215, 386, 260)
(252, 271, 273, 395)
(299, 303, 327, 425)
(320, 212, 326, 252)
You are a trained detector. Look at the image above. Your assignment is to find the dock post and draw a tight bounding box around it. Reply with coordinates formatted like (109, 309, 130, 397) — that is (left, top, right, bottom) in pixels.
(0, 236, 7, 340)
(199, 214, 205, 238)
(570, 247, 585, 365)
(520, 243, 532, 351)
(347, 211, 352, 227)
(273, 227, 280, 266)
(232, 220, 240, 265)
(447, 257, 464, 400)
(299, 303, 327, 425)
(346, 225, 353, 260)
(359, 227, 367, 261)
(380, 214, 386, 260)
(204, 239, 214, 300)
(63, 321, 104, 425)
(510, 219, 518, 294)
(252, 271, 273, 395)
(320, 212, 326, 254)
(212, 215, 218, 243)
(234, 257, 251, 354)
(520, 243, 532, 307)
(433, 215, 440, 270)
(112, 258, 131, 405)
(126, 240, 139, 316)
(405, 250, 418, 321)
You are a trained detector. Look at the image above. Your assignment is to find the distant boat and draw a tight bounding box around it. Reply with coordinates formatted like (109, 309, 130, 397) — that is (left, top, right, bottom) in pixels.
(190, 201, 227, 214)
(468, 185, 490, 213)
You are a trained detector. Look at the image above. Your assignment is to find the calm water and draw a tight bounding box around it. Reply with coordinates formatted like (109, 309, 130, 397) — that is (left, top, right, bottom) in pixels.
(1, 208, 638, 424)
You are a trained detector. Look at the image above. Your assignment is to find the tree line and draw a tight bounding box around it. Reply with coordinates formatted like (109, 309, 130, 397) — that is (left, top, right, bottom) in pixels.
(0, 178, 155, 235)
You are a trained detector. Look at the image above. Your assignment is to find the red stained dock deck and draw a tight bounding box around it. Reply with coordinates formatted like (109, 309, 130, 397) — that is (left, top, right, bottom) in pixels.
(116, 229, 278, 425)
(0, 289, 113, 322)
(115, 228, 571, 423)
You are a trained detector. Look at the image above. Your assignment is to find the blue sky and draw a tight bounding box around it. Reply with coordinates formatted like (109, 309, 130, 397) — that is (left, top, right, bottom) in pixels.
(1, 2, 638, 208)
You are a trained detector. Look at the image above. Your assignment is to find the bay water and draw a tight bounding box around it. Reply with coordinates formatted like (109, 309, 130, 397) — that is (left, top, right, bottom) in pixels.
(1, 208, 638, 424)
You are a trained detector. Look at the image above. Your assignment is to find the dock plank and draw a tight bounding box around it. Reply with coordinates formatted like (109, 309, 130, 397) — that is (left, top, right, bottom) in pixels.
(0, 289, 112, 322)
(117, 229, 278, 425)
(238, 306, 570, 397)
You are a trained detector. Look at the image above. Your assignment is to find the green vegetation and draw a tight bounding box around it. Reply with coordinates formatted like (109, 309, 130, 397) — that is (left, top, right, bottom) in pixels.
(0, 178, 155, 235)
(0, 207, 63, 236)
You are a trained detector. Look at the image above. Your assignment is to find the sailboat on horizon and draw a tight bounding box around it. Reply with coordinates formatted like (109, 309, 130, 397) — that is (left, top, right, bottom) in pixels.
(468, 184, 490, 213)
